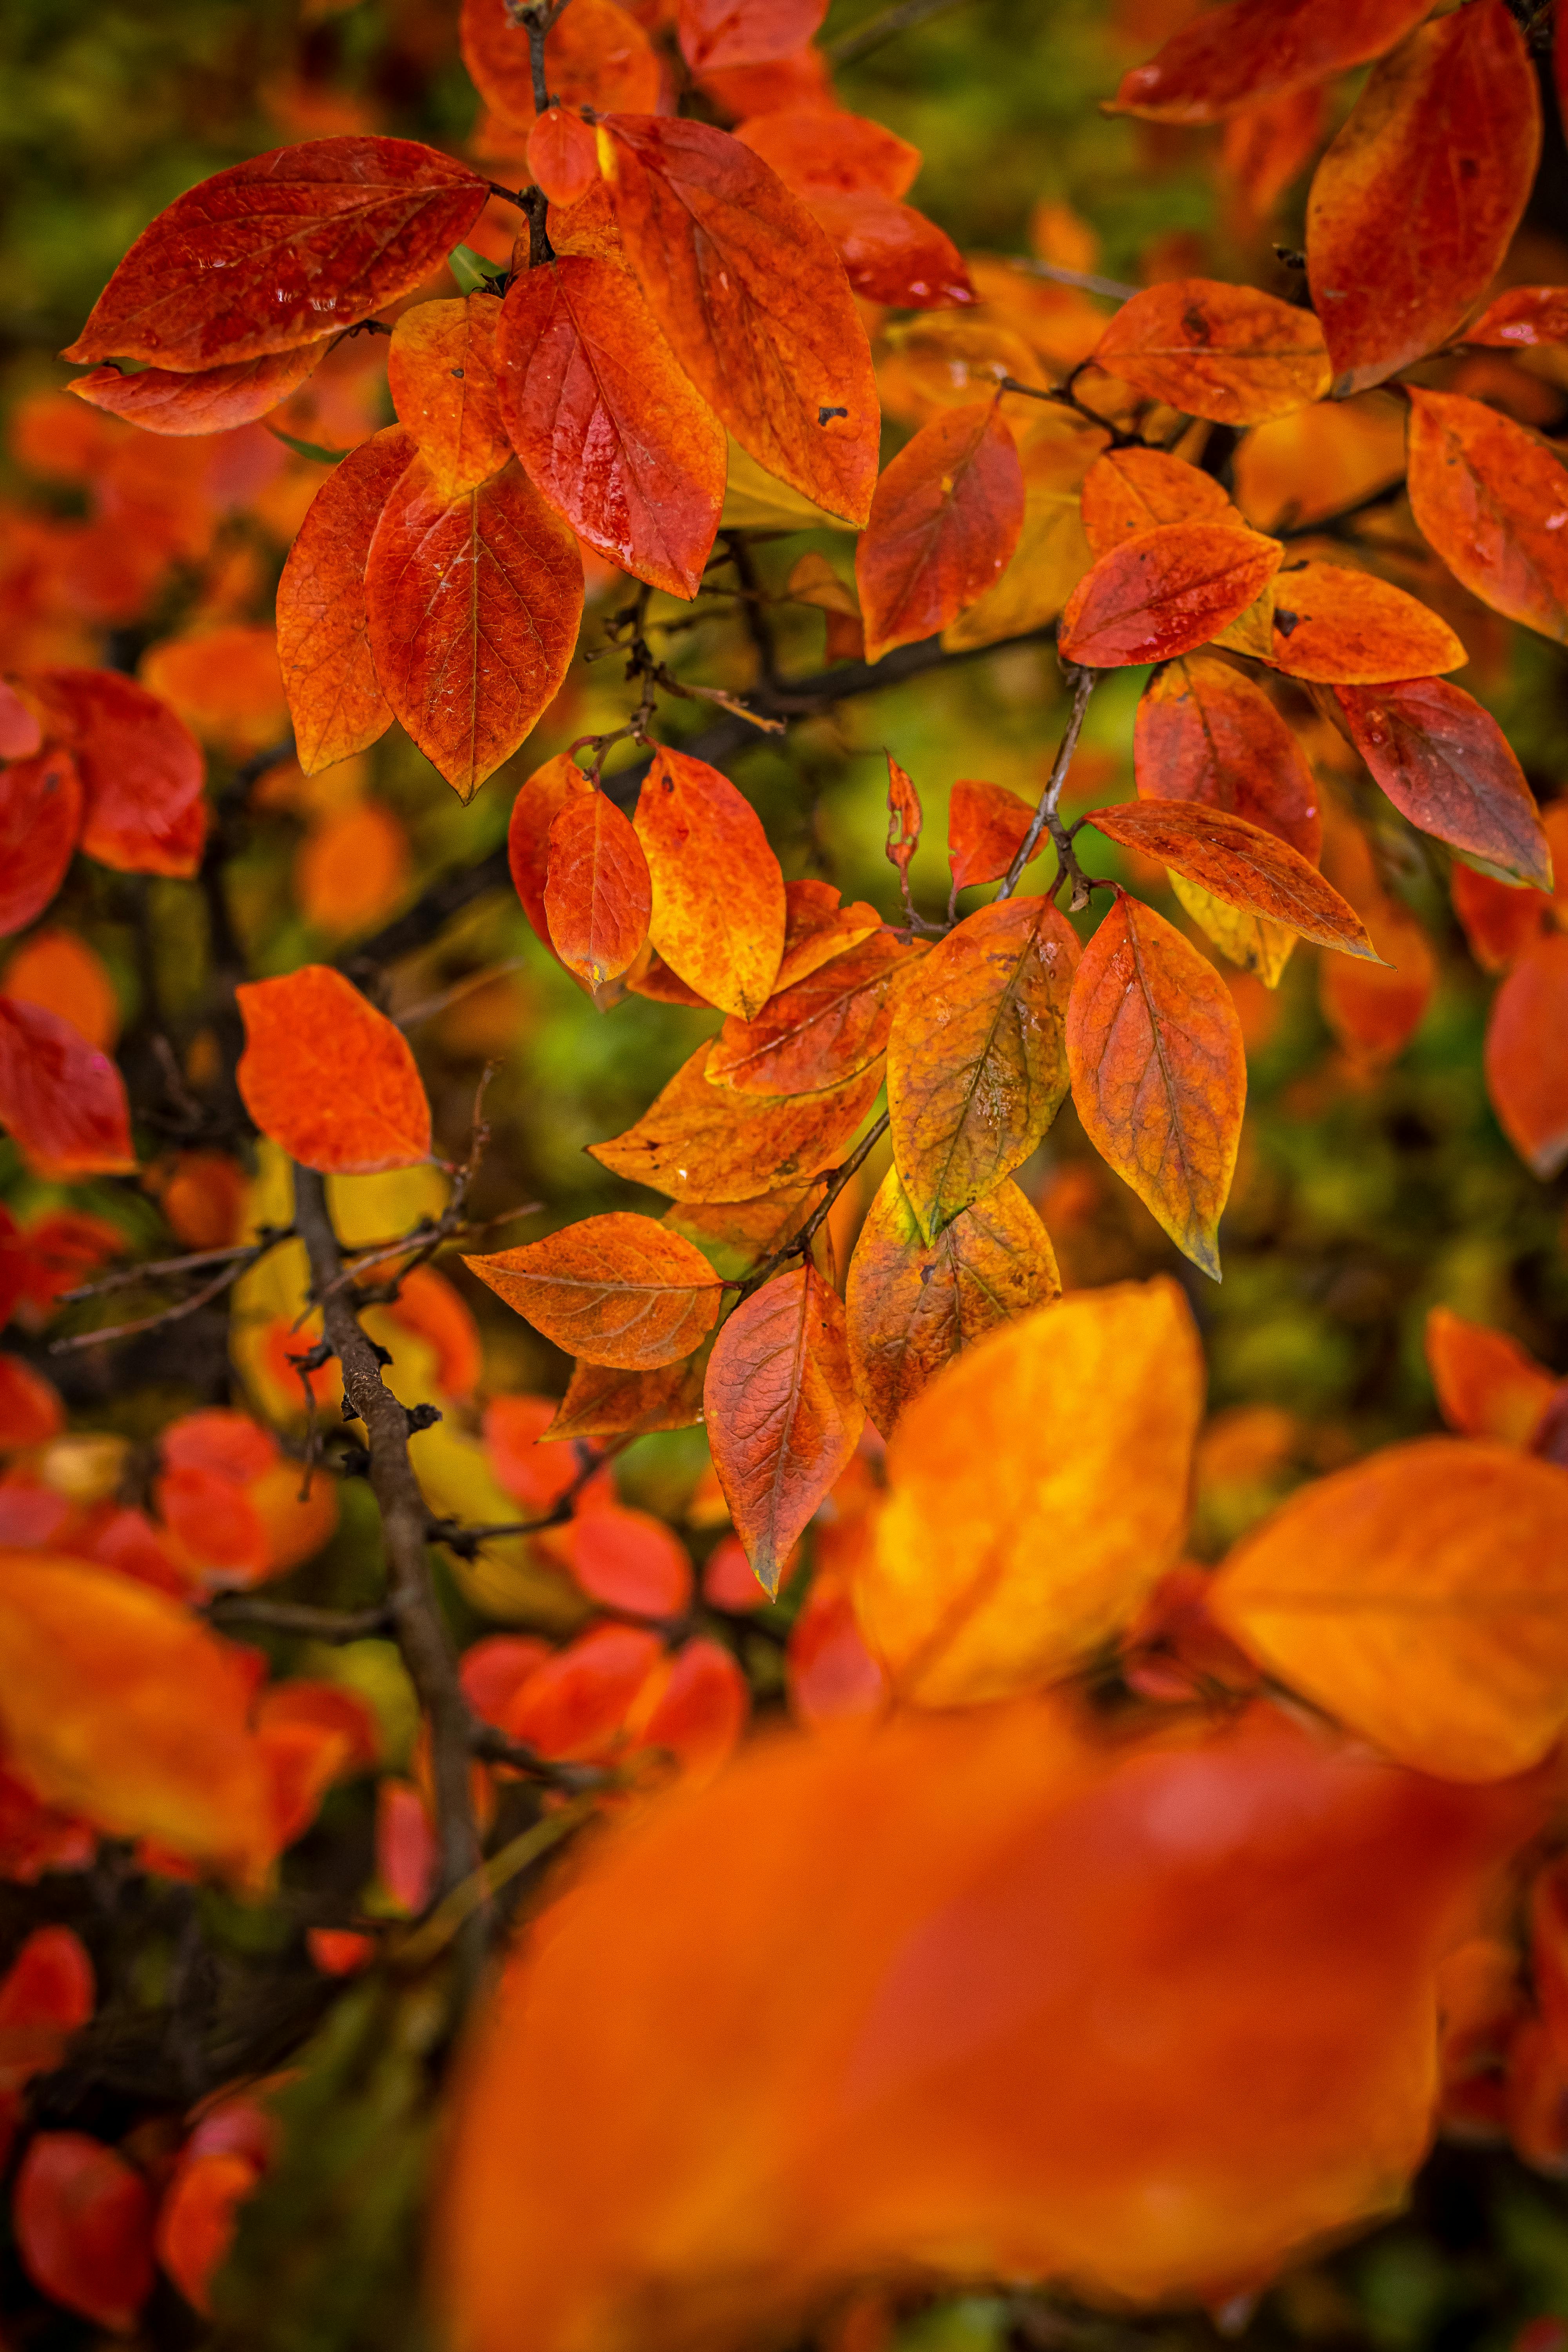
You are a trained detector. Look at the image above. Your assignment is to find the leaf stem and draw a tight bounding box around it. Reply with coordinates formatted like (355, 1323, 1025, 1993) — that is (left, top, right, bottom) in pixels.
(996, 663, 1099, 908)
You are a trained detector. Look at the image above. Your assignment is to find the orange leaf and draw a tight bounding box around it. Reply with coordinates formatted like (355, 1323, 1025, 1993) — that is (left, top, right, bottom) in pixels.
(69, 344, 325, 436)
(527, 108, 601, 209)
(0, 749, 81, 940)
(235, 964, 431, 1173)
(1405, 388, 1568, 646)
(365, 453, 583, 801)
(884, 751, 922, 891)
(590, 1041, 883, 1201)
(633, 1636, 750, 1780)
(1092, 279, 1330, 426)
(946, 777, 1038, 892)
(463, 0, 659, 128)
(21, 668, 205, 879)
(0, 1551, 272, 1878)
(679, 0, 824, 72)
(1058, 520, 1283, 668)
(1305, 2, 1541, 396)
(858, 1277, 1201, 1699)
(1210, 1438, 1568, 1778)
(802, 194, 974, 312)
(543, 791, 652, 991)
(496, 255, 726, 600)
(773, 878, 881, 991)
(156, 2149, 261, 2318)
(1319, 905, 1434, 1067)
(1079, 446, 1234, 555)
(599, 114, 879, 525)
(1333, 677, 1550, 888)
(465, 1212, 724, 1368)
(0, 681, 42, 760)
(566, 1505, 693, 1617)
(1425, 1305, 1556, 1450)
(856, 401, 1024, 663)
(63, 137, 488, 370)
(507, 752, 595, 949)
(1066, 891, 1245, 1279)
(275, 425, 410, 777)
(706, 931, 915, 1097)
(940, 409, 1100, 652)
(506, 1622, 664, 1761)
(704, 1262, 863, 1594)
(0, 997, 134, 1177)
(632, 746, 785, 1018)
(734, 110, 920, 199)
(1264, 559, 1465, 682)
(387, 295, 511, 498)
(1485, 932, 1568, 1178)
(845, 1167, 1058, 1439)
(3, 931, 119, 1055)
(1219, 82, 1328, 215)
(1110, 0, 1432, 123)
(14, 2134, 154, 2332)
(1466, 288, 1568, 351)
(1135, 654, 1320, 860)
(1451, 859, 1549, 975)
(1085, 799, 1376, 957)
(295, 799, 411, 938)
(139, 625, 288, 760)
(887, 896, 1078, 1243)
(546, 1356, 706, 1441)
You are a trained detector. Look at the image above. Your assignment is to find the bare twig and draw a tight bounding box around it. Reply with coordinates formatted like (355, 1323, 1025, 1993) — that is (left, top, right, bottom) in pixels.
(739, 1114, 890, 1298)
(999, 374, 1136, 447)
(391, 1798, 597, 1973)
(470, 1720, 612, 1793)
(207, 1599, 393, 1642)
(49, 1229, 295, 1356)
(1022, 258, 1138, 303)
(826, 0, 973, 65)
(996, 664, 1099, 909)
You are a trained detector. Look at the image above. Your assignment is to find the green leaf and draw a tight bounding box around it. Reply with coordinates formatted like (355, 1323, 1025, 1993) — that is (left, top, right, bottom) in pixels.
(447, 242, 508, 295)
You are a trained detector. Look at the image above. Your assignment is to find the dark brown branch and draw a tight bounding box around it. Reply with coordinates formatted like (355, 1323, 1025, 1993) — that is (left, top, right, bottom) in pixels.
(207, 1599, 393, 1642)
(290, 1167, 483, 1915)
(470, 1720, 610, 1793)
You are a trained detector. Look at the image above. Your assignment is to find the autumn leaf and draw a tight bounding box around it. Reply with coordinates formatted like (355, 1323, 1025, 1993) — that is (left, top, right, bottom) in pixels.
(1110, 0, 1433, 123)
(0, 750, 81, 940)
(735, 110, 920, 200)
(387, 296, 511, 498)
(1333, 678, 1550, 889)
(1135, 655, 1320, 860)
(1450, 859, 1549, 975)
(887, 895, 1078, 1243)
(496, 255, 727, 600)
(803, 194, 975, 312)
(1066, 891, 1246, 1279)
(845, 1168, 1059, 1438)
(1080, 447, 1234, 555)
(857, 1276, 1201, 1699)
(527, 109, 601, 210)
(69, 344, 325, 436)
(773, 878, 882, 991)
(0, 1551, 273, 1880)
(1210, 1439, 1568, 1779)
(0, 996, 135, 1177)
(235, 965, 432, 1174)
(590, 1040, 884, 1201)
(1484, 933, 1568, 1180)
(547, 1355, 707, 1441)
(462, 0, 659, 128)
(1305, 2, 1541, 396)
(942, 410, 1098, 651)
(365, 453, 583, 801)
(21, 668, 206, 878)
(543, 791, 652, 991)
(1321, 905, 1435, 1068)
(1058, 521, 1283, 668)
(632, 747, 785, 1019)
(1092, 280, 1330, 426)
(856, 401, 1024, 662)
(13, 2134, 154, 2332)
(884, 752, 922, 893)
(946, 778, 1038, 892)
(703, 1263, 863, 1594)
(679, 0, 825, 73)
(507, 752, 595, 950)
(1085, 800, 1376, 958)
(597, 114, 879, 526)
(63, 138, 489, 370)
(706, 932, 915, 1096)
(275, 425, 411, 776)
(1465, 288, 1568, 351)
(1167, 877, 1296, 991)
(0, 681, 42, 761)
(1425, 1306, 1556, 1450)
(465, 1213, 724, 1370)
(1264, 560, 1465, 682)
(1405, 389, 1568, 646)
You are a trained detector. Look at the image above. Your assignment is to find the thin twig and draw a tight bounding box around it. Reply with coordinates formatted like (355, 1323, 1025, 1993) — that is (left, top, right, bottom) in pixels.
(999, 374, 1136, 447)
(1022, 258, 1138, 303)
(470, 1720, 612, 1793)
(60, 1233, 287, 1303)
(49, 1232, 292, 1355)
(826, 0, 973, 65)
(739, 1114, 889, 1298)
(207, 1599, 393, 1642)
(391, 1798, 597, 1973)
(996, 664, 1099, 909)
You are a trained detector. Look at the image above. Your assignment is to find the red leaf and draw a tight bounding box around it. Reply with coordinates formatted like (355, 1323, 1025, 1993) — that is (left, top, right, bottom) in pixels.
(1451, 861, 1550, 975)
(1086, 799, 1374, 957)
(365, 454, 583, 801)
(68, 344, 324, 436)
(527, 109, 601, 209)
(885, 752, 922, 890)
(1305, 2, 1541, 396)
(679, 0, 825, 73)
(857, 401, 1025, 663)
(0, 682, 42, 760)
(706, 931, 916, 1096)
(543, 791, 652, 991)
(1334, 678, 1551, 889)
(0, 1927, 93, 2090)
(635, 1637, 749, 1778)
(235, 964, 431, 1174)
(804, 194, 975, 312)
(703, 1263, 864, 1594)
(156, 2149, 260, 2318)
(1135, 655, 1320, 860)
(462, 0, 660, 130)
(1058, 521, 1283, 669)
(64, 138, 489, 370)
(275, 426, 411, 777)
(506, 1624, 664, 1760)
(496, 255, 726, 600)
(13, 2134, 155, 2332)
(0, 998, 134, 1177)
(387, 296, 511, 499)
(1485, 933, 1568, 1179)
(1405, 389, 1568, 646)
(20, 669, 205, 879)
(600, 114, 879, 525)
(1465, 288, 1568, 352)
(376, 1779, 436, 1914)
(1110, 0, 1432, 123)
(508, 753, 595, 949)
(0, 750, 81, 940)
(566, 1506, 694, 1618)
(946, 779, 1036, 890)
(734, 109, 920, 199)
